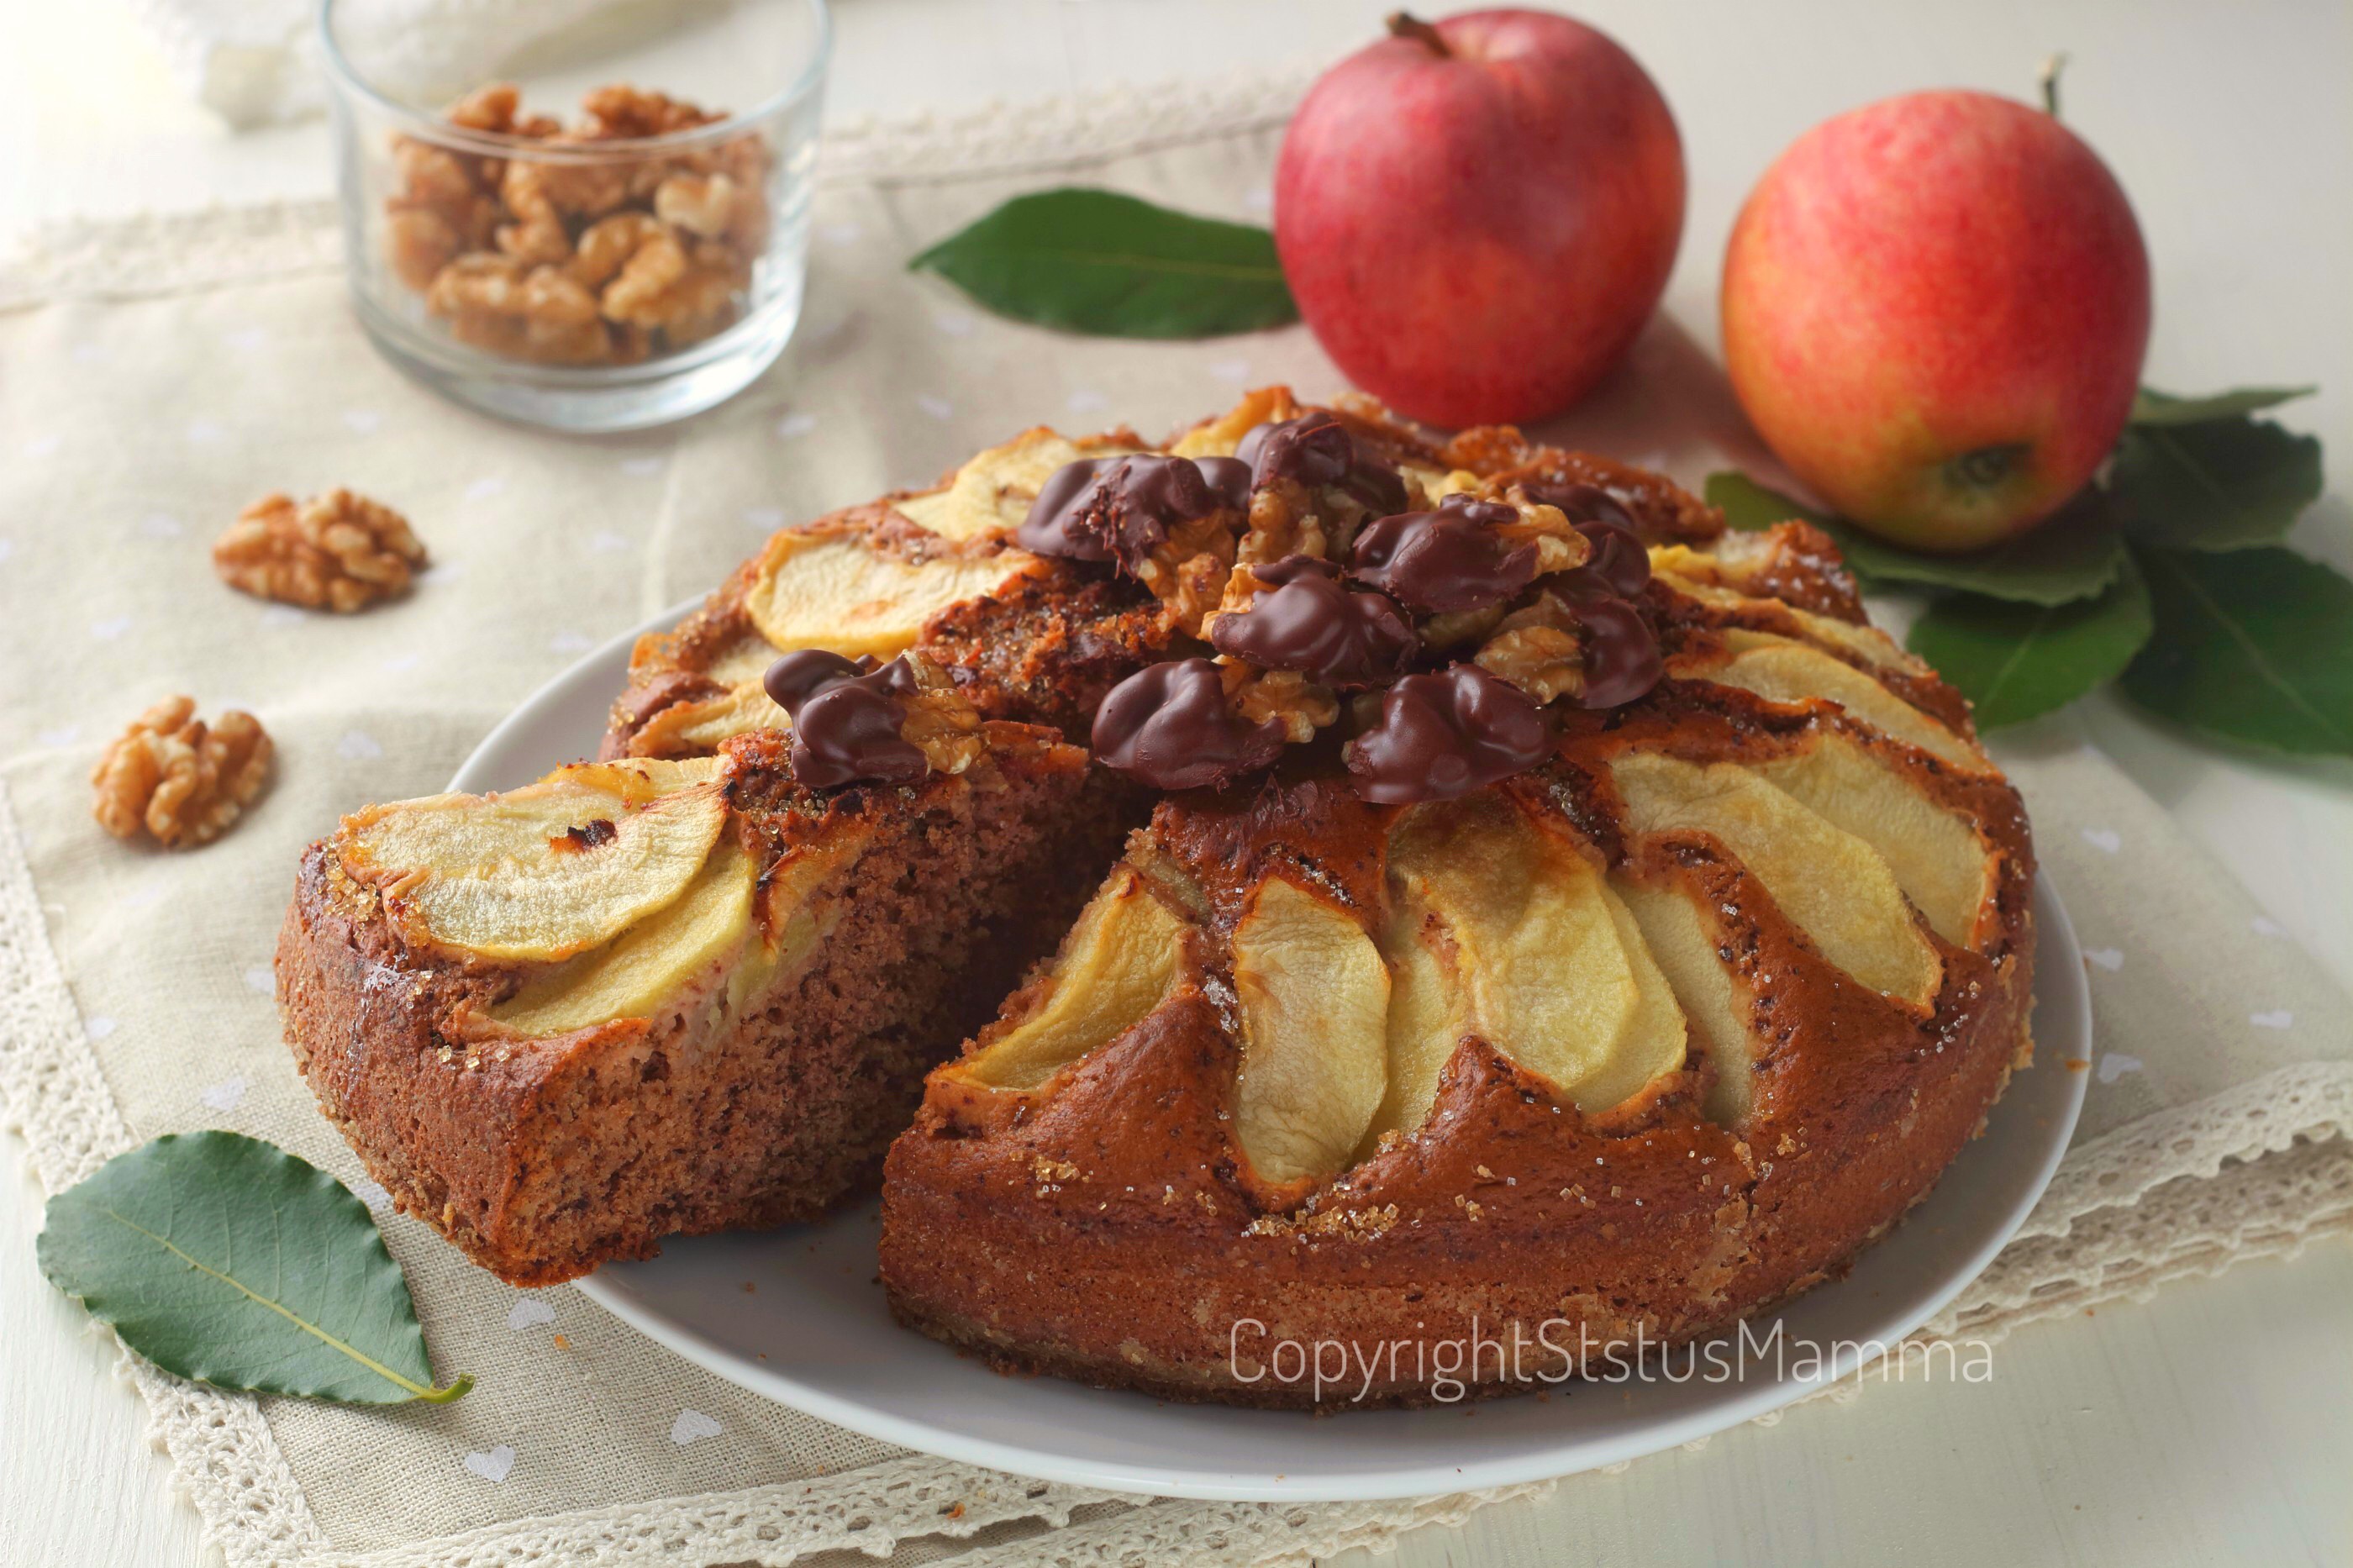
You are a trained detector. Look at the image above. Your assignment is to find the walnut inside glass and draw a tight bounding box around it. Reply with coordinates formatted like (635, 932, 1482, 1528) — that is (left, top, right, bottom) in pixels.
(322, 0, 829, 432)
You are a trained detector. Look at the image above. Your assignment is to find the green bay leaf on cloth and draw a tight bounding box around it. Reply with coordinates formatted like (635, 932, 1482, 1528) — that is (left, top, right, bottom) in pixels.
(37, 1131, 471, 1405)
(1704, 471, 2127, 605)
(1906, 553, 2155, 730)
(909, 187, 1298, 339)
(2129, 385, 2315, 425)
(2120, 546, 2353, 755)
(2108, 413, 2323, 551)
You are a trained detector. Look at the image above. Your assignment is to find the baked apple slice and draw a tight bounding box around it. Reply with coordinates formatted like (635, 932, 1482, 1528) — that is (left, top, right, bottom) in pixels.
(950, 864, 1189, 1092)
(742, 525, 1040, 657)
(1361, 882, 1470, 1149)
(337, 760, 729, 962)
(895, 429, 1142, 541)
(1389, 796, 1689, 1117)
(1609, 751, 1943, 1007)
(1229, 876, 1391, 1185)
(626, 681, 786, 757)
(1703, 634, 1979, 768)
(1610, 874, 1761, 1123)
(491, 839, 758, 1036)
(1755, 734, 1995, 948)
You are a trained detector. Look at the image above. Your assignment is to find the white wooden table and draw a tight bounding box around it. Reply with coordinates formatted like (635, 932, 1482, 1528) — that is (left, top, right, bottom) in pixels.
(3, 2, 2348, 1564)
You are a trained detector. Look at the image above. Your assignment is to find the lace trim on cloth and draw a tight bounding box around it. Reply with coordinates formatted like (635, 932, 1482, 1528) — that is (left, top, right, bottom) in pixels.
(0, 66, 1316, 313)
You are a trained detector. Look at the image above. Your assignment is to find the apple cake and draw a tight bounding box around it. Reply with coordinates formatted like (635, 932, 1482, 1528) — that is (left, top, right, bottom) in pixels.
(277, 387, 2033, 1402)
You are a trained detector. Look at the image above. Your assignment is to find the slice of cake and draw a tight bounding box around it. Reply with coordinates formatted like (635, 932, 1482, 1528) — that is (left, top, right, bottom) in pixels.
(279, 703, 1133, 1285)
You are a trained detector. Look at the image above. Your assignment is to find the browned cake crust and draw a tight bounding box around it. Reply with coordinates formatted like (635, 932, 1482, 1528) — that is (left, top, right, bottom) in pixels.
(279, 730, 1140, 1285)
(878, 569, 2035, 1408)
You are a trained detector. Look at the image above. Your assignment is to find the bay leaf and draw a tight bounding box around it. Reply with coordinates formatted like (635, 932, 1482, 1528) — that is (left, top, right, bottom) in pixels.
(1905, 555, 2154, 730)
(2129, 385, 2315, 425)
(38, 1131, 471, 1405)
(1704, 471, 2126, 606)
(2119, 547, 2353, 755)
(909, 188, 1297, 339)
(2108, 415, 2321, 551)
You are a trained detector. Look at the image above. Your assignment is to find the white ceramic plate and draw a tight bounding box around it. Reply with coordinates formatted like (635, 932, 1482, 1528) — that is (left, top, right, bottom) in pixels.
(455, 602, 2091, 1503)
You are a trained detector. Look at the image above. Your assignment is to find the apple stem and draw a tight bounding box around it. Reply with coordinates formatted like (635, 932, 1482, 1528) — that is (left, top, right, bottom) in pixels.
(2039, 52, 2068, 118)
(1387, 12, 1451, 57)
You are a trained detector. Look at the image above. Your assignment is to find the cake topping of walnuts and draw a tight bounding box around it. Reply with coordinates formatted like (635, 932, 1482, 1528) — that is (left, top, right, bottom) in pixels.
(92, 697, 272, 849)
(1235, 410, 1409, 517)
(1046, 408, 1667, 801)
(1089, 658, 1288, 792)
(213, 489, 428, 613)
(1348, 494, 1547, 614)
(1205, 557, 1418, 689)
(1016, 453, 1250, 571)
(1343, 666, 1551, 804)
(763, 650, 985, 790)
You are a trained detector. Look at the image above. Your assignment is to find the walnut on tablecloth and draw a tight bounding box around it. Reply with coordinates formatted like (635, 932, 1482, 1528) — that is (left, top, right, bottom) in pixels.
(92, 697, 273, 849)
(213, 489, 429, 613)
(385, 82, 768, 366)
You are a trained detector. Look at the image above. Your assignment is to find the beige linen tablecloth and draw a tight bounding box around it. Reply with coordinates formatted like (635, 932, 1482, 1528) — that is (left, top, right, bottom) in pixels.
(3, 82, 2350, 1568)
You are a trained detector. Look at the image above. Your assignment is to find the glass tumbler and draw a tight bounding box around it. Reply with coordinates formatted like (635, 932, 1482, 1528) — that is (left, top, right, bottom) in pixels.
(321, 0, 829, 432)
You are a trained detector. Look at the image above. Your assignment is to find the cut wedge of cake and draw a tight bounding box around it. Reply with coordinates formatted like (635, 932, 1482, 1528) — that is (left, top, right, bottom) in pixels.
(280, 721, 1134, 1285)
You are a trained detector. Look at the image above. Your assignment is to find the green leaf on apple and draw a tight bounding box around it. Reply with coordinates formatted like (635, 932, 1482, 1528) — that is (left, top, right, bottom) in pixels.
(1703, 471, 2127, 606)
(2108, 413, 2324, 553)
(908, 188, 1298, 339)
(2129, 386, 2315, 425)
(38, 1131, 472, 1405)
(1905, 555, 2154, 730)
(2119, 547, 2353, 755)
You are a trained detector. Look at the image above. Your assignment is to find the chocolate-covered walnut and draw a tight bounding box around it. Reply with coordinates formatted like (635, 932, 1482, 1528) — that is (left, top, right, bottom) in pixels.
(1513, 482, 1661, 708)
(763, 650, 986, 787)
(1234, 412, 1410, 517)
(1527, 481, 1652, 597)
(1208, 556, 1417, 689)
(1559, 589, 1661, 708)
(763, 650, 929, 789)
(1090, 659, 1287, 791)
(1016, 454, 1246, 571)
(1343, 665, 1553, 805)
(1349, 493, 1540, 614)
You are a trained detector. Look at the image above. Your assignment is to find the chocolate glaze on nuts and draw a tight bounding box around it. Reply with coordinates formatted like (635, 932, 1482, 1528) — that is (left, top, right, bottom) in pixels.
(1532, 482, 1652, 598)
(1090, 658, 1287, 792)
(1349, 494, 1540, 614)
(1558, 589, 1662, 709)
(1235, 413, 1410, 516)
(1023, 418, 1670, 798)
(763, 650, 929, 789)
(1207, 556, 1418, 689)
(1523, 482, 1663, 708)
(1018, 454, 1249, 572)
(1344, 665, 1553, 805)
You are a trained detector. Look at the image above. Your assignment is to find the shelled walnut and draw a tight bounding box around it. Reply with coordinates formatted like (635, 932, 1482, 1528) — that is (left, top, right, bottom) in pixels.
(213, 489, 429, 613)
(1472, 594, 1586, 704)
(385, 82, 768, 366)
(896, 655, 990, 777)
(92, 697, 273, 849)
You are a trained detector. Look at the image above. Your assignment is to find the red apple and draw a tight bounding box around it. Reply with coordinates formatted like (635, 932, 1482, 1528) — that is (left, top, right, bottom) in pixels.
(1722, 90, 2151, 552)
(1275, 9, 1685, 428)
